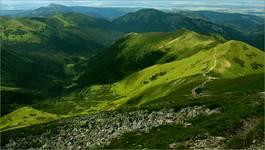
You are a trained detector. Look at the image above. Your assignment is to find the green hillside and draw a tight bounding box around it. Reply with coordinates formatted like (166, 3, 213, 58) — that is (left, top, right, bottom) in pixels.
(21, 32, 264, 117)
(76, 29, 226, 86)
(89, 40, 264, 109)
(1, 36, 264, 148)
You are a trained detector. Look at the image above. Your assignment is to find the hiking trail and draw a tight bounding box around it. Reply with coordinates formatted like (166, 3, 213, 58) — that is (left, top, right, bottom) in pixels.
(192, 48, 217, 97)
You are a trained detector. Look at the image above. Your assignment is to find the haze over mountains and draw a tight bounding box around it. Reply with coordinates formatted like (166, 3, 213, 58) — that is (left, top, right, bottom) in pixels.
(1, 2, 265, 149)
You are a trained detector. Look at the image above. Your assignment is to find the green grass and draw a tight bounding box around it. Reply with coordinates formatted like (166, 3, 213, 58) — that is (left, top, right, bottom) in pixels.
(204, 73, 264, 94)
(1, 27, 264, 144)
(105, 74, 264, 149)
(28, 39, 264, 115)
(76, 29, 224, 86)
(97, 40, 264, 109)
(0, 107, 63, 132)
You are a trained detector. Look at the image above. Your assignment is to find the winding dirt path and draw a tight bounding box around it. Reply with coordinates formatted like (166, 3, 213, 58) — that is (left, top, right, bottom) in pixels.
(192, 48, 217, 98)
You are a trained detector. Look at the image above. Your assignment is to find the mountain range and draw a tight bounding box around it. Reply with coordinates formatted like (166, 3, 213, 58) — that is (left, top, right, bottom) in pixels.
(2, 4, 264, 50)
(0, 5, 264, 149)
(2, 4, 136, 20)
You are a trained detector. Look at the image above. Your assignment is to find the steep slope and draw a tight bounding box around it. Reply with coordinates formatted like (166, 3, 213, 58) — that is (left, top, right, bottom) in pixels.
(76, 29, 225, 86)
(113, 9, 264, 50)
(103, 40, 265, 107)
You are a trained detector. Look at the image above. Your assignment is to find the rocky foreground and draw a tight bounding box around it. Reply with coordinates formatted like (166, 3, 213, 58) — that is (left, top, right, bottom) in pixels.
(3, 106, 223, 149)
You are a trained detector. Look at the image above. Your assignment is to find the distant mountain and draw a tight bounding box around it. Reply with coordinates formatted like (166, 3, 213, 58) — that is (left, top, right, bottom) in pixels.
(16, 4, 73, 18)
(177, 11, 264, 32)
(10, 4, 134, 20)
(112, 9, 264, 50)
(0, 13, 124, 55)
(4, 6, 263, 49)
(69, 6, 133, 20)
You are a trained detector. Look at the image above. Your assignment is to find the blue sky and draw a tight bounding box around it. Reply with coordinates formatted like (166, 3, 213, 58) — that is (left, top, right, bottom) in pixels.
(1, 0, 264, 14)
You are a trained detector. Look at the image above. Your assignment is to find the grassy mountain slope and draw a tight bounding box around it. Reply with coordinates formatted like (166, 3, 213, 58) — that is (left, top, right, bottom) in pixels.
(0, 107, 62, 131)
(0, 29, 264, 149)
(105, 74, 264, 149)
(102, 40, 265, 108)
(1, 43, 264, 148)
(30, 37, 264, 116)
(76, 29, 225, 86)
(0, 9, 264, 148)
(1, 73, 263, 149)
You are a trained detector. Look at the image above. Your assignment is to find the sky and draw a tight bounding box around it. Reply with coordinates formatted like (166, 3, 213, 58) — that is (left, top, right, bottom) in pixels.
(1, 0, 264, 14)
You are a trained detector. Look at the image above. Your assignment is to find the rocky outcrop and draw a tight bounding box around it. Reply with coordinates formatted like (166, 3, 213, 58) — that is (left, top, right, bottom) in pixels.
(3, 106, 219, 149)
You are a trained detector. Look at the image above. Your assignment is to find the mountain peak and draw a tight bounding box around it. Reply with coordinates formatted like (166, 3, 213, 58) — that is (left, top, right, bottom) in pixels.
(48, 3, 66, 8)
